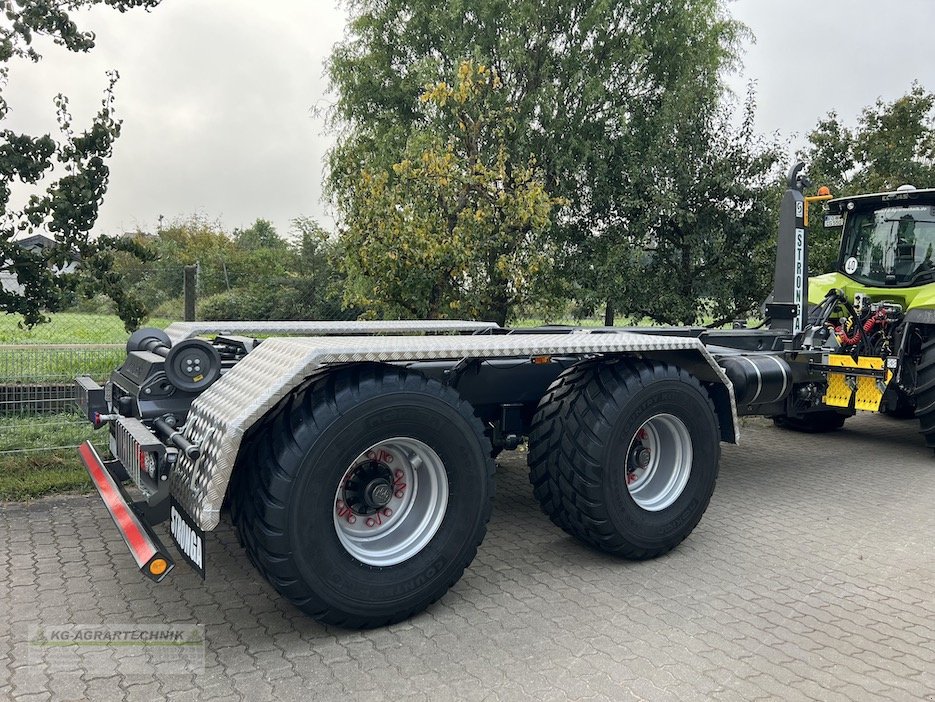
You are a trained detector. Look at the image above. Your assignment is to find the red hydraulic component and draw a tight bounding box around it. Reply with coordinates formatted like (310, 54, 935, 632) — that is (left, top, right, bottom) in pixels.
(835, 309, 886, 346)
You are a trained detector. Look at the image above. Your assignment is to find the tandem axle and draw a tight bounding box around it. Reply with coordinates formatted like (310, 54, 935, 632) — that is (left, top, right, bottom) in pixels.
(75, 313, 887, 627)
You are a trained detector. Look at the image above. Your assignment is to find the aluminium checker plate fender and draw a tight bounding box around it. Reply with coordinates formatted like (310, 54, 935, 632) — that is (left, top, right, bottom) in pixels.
(168, 332, 740, 531)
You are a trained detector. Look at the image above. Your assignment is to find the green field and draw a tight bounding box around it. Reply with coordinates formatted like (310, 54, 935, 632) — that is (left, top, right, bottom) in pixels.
(0, 346, 125, 382)
(0, 311, 610, 343)
(0, 414, 101, 500)
(0, 312, 174, 345)
(0, 312, 173, 382)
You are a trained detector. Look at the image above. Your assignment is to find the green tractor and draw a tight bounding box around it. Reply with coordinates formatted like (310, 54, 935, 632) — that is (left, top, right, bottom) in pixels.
(770, 164, 935, 446)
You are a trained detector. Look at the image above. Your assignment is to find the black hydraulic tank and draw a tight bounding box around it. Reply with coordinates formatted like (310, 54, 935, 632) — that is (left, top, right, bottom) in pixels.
(719, 354, 793, 407)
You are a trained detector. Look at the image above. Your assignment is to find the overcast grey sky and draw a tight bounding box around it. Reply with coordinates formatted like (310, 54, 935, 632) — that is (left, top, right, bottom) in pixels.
(4, 0, 935, 240)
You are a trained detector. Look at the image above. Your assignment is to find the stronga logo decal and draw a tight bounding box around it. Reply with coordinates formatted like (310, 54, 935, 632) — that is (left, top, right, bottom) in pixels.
(171, 506, 203, 570)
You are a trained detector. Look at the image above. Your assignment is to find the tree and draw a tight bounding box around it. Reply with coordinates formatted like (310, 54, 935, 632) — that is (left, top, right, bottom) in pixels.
(802, 83, 935, 274)
(326, 0, 745, 323)
(288, 216, 351, 320)
(0, 0, 161, 329)
(197, 217, 350, 322)
(226, 218, 292, 291)
(130, 215, 293, 307)
(604, 89, 783, 326)
(233, 218, 287, 251)
(339, 61, 562, 324)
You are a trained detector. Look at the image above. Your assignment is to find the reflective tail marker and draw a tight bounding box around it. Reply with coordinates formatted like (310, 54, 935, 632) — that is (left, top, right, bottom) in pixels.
(78, 441, 175, 582)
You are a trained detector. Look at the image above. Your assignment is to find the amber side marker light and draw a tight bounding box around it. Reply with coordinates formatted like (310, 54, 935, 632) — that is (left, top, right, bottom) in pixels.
(531, 355, 552, 365)
(804, 186, 834, 226)
(149, 558, 168, 577)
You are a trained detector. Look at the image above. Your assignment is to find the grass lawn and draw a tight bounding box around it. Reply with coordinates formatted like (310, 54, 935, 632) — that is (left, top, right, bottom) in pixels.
(0, 413, 102, 500)
(0, 311, 172, 382)
(0, 312, 174, 345)
(0, 450, 91, 501)
(0, 345, 126, 382)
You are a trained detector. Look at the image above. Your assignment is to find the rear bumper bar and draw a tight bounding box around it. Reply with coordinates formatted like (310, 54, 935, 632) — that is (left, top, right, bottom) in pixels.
(77, 441, 175, 582)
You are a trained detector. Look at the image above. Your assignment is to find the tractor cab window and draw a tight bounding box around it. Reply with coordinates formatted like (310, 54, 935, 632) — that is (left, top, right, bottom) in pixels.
(840, 205, 935, 286)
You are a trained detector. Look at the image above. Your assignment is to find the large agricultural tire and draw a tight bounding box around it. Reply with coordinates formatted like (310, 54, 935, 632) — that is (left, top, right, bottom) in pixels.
(772, 411, 847, 433)
(528, 359, 720, 560)
(230, 363, 495, 629)
(881, 387, 916, 419)
(913, 335, 935, 449)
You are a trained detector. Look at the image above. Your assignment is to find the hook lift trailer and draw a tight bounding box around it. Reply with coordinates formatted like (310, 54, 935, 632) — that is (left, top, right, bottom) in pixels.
(76, 163, 921, 628)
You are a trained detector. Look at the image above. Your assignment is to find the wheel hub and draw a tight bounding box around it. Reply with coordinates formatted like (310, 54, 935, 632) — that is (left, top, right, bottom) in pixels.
(632, 446, 652, 469)
(333, 438, 450, 567)
(365, 479, 394, 509)
(341, 460, 395, 516)
(624, 414, 693, 512)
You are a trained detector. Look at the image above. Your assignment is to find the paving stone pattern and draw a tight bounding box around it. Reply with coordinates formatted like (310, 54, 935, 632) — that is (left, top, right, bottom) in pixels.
(1, 413, 934, 701)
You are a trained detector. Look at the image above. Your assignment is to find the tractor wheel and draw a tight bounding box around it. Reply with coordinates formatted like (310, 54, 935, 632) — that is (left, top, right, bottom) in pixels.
(231, 364, 495, 628)
(881, 387, 916, 419)
(913, 336, 935, 449)
(528, 359, 720, 560)
(772, 411, 847, 433)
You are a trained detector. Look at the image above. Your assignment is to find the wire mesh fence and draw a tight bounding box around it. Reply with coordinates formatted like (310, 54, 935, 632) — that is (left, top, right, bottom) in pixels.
(0, 257, 357, 458)
(0, 345, 125, 416)
(0, 344, 126, 462)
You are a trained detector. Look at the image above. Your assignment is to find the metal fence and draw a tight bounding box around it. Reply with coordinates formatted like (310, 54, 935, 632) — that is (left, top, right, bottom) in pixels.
(0, 343, 127, 459)
(0, 264, 180, 457)
(0, 345, 125, 414)
(0, 255, 355, 456)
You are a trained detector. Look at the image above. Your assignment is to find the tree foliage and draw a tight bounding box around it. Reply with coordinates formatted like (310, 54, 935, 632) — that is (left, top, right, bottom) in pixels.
(587, 87, 784, 326)
(339, 61, 561, 323)
(116, 215, 350, 323)
(803, 83, 935, 274)
(233, 218, 287, 251)
(326, 0, 751, 324)
(196, 217, 349, 322)
(0, 0, 161, 329)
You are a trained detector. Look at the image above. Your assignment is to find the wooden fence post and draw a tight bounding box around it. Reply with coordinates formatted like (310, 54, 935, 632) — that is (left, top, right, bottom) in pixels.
(184, 265, 197, 322)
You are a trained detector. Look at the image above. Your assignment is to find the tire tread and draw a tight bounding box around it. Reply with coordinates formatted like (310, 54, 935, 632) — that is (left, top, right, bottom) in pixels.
(231, 364, 495, 628)
(914, 336, 935, 448)
(528, 359, 719, 560)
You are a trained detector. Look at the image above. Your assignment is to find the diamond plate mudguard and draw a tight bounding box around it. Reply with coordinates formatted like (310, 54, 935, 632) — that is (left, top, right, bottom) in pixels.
(169, 332, 738, 530)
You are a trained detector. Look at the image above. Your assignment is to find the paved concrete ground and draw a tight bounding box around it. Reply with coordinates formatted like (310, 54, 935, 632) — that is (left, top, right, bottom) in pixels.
(1, 413, 934, 701)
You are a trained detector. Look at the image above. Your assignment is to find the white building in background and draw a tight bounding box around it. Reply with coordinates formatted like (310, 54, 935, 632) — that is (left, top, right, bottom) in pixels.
(0, 233, 79, 296)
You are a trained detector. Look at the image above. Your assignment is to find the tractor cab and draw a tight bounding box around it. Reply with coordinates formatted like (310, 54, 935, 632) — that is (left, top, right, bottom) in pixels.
(826, 187, 935, 288)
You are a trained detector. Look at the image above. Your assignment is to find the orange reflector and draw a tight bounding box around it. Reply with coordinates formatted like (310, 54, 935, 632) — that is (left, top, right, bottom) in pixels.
(149, 558, 168, 576)
(531, 355, 552, 365)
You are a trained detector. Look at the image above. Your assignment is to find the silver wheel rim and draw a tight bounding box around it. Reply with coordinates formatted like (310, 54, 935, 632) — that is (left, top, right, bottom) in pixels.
(333, 437, 449, 566)
(625, 413, 692, 512)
